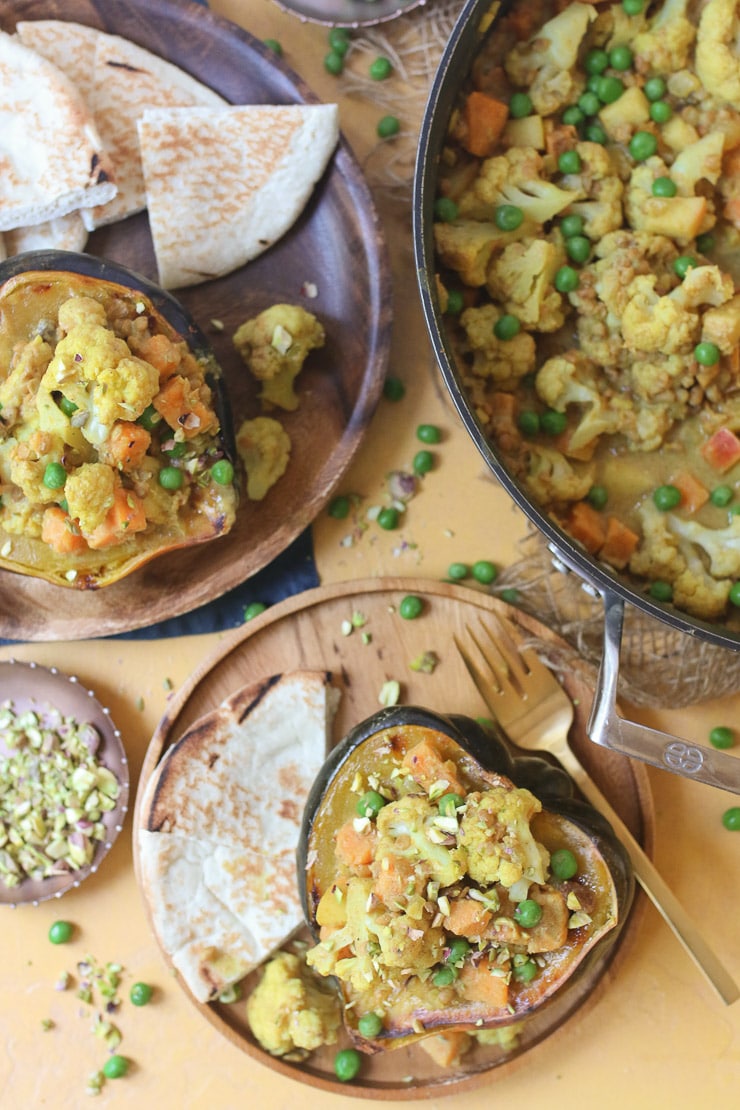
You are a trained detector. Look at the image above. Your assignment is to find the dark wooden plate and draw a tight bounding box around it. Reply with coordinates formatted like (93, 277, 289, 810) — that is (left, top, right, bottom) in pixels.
(134, 578, 652, 1098)
(0, 0, 392, 641)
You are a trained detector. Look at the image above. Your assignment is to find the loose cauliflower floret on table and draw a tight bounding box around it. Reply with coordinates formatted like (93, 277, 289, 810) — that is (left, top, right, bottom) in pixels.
(459, 304, 537, 387)
(236, 415, 291, 502)
(632, 0, 697, 74)
(233, 304, 325, 412)
(696, 0, 740, 108)
(246, 951, 341, 1058)
(486, 236, 566, 331)
(504, 3, 598, 116)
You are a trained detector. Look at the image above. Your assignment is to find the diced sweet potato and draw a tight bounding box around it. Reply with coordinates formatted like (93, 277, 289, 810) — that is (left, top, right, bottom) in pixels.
(701, 427, 740, 473)
(599, 516, 640, 570)
(335, 820, 377, 870)
(135, 332, 182, 380)
(462, 91, 509, 158)
(566, 501, 607, 555)
(457, 962, 509, 1008)
(402, 736, 466, 795)
(417, 1030, 472, 1068)
(86, 487, 147, 549)
(107, 421, 151, 470)
(374, 854, 416, 905)
(41, 506, 88, 554)
(153, 375, 216, 439)
(669, 470, 710, 514)
(444, 896, 493, 938)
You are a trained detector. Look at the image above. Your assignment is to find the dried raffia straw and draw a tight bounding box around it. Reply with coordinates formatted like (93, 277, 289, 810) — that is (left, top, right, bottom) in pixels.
(494, 528, 740, 709)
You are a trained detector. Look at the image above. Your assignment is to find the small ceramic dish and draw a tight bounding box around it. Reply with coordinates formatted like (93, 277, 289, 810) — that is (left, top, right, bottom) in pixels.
(0, 659, 129, 907)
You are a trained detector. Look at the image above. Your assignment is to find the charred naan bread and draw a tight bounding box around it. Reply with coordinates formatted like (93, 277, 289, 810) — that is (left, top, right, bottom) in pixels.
(137, 104, 339, 289)
(137, 671, 340, 1004)
(16, 20, 226, 229)
(0, 30, 116, 231)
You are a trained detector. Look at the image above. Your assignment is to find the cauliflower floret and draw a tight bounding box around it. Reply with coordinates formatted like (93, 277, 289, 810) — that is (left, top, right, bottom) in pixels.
(459, 304, 537, 387)
(373, 907, 446, 970)
(245, 951, 341, 1057)
(558, 142, 625, 240)
(375, 794, 467, 889)
(434, 218, 516, 286)
(535, 352, 623, 451)
(670, 264, 735, 310)
(632, 0, 697, 74)
(57, 296, 106, 333)
(306, 877, 383, 992)
(620, 274, 700, 353)
(0, 335, 53, 426)
(625, 160, 713, 242)
(504, 4, 598, 116)
(668, 512, 740, 579)
(233, 304, 325, 412)
(485, 236, 566, 331)
(458, 786, 549, 889)
(525, 444, 595, 504)
(670, 132, 726, 195)
(459, 146, 578, 225)
(8, 430, 66, 506)
(702, 294, 740, 354)
(64, 462, 116, 534)
(236, 416, 291, 501)
(696, 0, 740, 108)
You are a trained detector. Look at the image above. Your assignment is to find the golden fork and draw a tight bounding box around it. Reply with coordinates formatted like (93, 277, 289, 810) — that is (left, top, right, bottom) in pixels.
(454, 613, 739, 1006)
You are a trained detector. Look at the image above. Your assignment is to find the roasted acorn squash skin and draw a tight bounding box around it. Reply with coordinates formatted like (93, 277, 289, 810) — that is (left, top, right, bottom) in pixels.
(0, 251, 237, 589)
(299, 705, 634, 1053)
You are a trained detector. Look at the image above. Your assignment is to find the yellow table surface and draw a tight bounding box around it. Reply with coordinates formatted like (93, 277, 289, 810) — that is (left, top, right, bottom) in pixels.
(2, 2, 740, 1107)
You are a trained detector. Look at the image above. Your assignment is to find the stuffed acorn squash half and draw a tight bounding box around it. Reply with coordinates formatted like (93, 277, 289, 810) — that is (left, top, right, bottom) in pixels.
(0, 252, 237, 589)
(299, 706, 634, 1054)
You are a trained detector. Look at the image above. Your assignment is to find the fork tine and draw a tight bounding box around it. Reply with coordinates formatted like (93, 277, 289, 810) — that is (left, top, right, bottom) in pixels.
(477, 615, 530, 695)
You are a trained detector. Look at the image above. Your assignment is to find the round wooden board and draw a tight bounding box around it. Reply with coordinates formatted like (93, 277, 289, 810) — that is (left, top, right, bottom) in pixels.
(134, 577, 653, 1098)
(0, 0, 392, 641)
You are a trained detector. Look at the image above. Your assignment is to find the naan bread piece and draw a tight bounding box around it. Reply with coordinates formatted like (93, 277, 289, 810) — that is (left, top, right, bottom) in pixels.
(137, 104, 340, 289)
(17, 20, 226, 229)
(4, 212, 88, 256)
(0, 30, 116, 231)
(138, 671, 340, 1004)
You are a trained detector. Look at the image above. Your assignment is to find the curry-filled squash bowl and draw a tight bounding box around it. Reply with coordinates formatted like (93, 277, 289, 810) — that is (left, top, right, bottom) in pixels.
(299, 705, 634, 1055)
(0, 252, 237, 589)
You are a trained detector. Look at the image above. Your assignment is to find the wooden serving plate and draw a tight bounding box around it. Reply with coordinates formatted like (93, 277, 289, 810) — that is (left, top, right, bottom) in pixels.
(134, 577, 653, 1098)
(0, 0, 392, 640)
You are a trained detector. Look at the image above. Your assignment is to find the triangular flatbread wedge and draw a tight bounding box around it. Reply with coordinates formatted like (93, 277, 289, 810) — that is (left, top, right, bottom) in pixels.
(3, 212, 88, 256)
(137, 104, 340, 289)
(137, 671, 340, 1004)
(0, 29, 116, 231)
(16, 20, 226, 229)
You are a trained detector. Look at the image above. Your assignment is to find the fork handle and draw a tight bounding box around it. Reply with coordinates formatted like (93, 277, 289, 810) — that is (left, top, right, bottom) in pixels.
(554, 741, 739, 1005)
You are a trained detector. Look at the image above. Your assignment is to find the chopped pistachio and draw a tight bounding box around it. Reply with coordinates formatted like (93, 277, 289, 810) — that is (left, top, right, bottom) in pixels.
(351, 611, 367, 628)
(378, 679, 400, 707)
(341, 619, 353, 636)
(218, 983, 242, 1003)
(409, 650, 439, 674)
(41, 1017, 55, 1031)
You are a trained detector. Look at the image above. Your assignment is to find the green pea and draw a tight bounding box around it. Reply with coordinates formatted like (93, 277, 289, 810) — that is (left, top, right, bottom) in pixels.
(432, 965, 458, 987)
(159, 465, 183, 490)
(648, 580, 673, 602)
(513, 899, 543, 927)
(137, 404, 161, 431)
(434, 196, 459, 222)
(383, 376, 405, 401)
(357, 1011, 383, 1037)
(446, 936, 471, 964)
(42, 462, 66, 490)
(643, 76, 667, 101)
(494, 204, 524, 232)
(356, 790, 386, 818)
(243, 601, 267, 621)
(541, 410, 567, 436)
(447, 562, 469, 580)
(653, 484, 681, 511)
(597, 75, 625, 104)
(417, 423, 441, 444)
(499, 587, 520, 604)
(324, 51, 344, 76)
(585, 48, 609, 75)
(560, 214, 585, 238)
(438, 792, 465, 817)
(334, 1048, 362, 1082)
(729, 582, 740, 607)
(587, 485, 608, 510)
(562, 105, 585, 127)
(328, 27, 351, 54)
(585, 122, 608, 144)
(328, 495, 351, 519)
(211, 459, 234, 486)
(472, 559, 498, 584)
(413, 449, 434, 475)
(518, 410, 540, 436)
(722, 807, 740, 830)
(578, 91, 601, 116)
(445, 289, 464, 315)
(709, 726, 735, 750)
(555, 265, 579, 293)
(58, 395, 78, 416)
(377, 507, 399, 530)
(508, 91, 533, 119)
(494, 314, 521, 341)
(710, 485, 733, 507)
(48, 920, 73, 944)
(622, 0, 644, 13)
(609, 44, 633, 71)
(695, 342, 720, 366)
(129, 982, 153, 1006)
(513, 959, 538, 982)
(696, 232, 715, 253)
(586, 73, 603, 95)
(399, 594, 423, 620)
(263, 38, 283, 55)
(550, 848, 578, 879)
(565, 235, 591, 264)
(369, 56, 392, 80)
(102, 1055, 129, 1079)
(652, 176, 677, 198)
(674, 255, 697, 279)
(558, 150, 582, 174)
(629, 130, 658, 161)
(650, 99, 672, 123)
(377, 114, 400, 139)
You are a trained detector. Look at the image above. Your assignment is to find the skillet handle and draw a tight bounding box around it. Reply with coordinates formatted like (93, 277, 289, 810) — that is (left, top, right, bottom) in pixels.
(589, 588, 740, 794)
